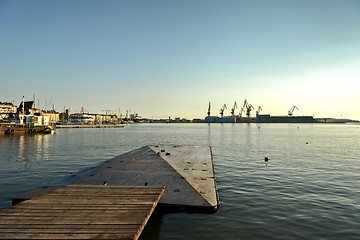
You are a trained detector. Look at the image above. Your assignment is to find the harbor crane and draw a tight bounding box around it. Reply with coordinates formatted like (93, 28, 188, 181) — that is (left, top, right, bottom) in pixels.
(256, 106, 262, 116)
(239, 107, 244, 117)
(230, 101, 237, 117)
(288, 105, 299, 116)
(207, 102, 211, 117)
(219, 104, 227, 117)
(242, 99, 254, 118)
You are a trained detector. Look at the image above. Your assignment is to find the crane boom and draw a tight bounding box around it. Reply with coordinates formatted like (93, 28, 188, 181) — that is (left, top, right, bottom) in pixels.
(219, 104, 227, 117)
(239, 107, 244, 117)
(242, 99, 254, 118)
(230, 101, 237, 116)
(256, 106, 262, 116)
(288, 105, 299, 116)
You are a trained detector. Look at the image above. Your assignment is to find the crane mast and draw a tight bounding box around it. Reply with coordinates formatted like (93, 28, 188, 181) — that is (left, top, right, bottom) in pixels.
(207, 102, 211, 117)
(288, 105, 299, 116)
(230, 101, 237, 117)
(242, 99, 254, 118)
(239, 107, 244, 117)
(219, 104, 227, 117)
(256, 106, 262, 116)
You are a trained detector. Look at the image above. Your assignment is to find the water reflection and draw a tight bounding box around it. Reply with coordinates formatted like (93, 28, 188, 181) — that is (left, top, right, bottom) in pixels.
(2, 134, 53, 171)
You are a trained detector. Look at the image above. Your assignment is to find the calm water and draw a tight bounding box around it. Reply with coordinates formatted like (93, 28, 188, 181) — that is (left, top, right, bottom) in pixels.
(0, 123, 359, 240)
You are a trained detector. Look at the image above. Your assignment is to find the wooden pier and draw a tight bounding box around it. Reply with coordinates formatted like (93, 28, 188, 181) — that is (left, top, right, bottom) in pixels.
(0, 185, 164, 240)
(13, 145, 219, 212)
(6, 145, 219, 239)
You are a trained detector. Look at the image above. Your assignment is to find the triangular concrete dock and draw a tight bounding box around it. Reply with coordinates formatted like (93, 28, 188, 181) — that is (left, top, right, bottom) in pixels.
(75, 145, 219, 212)
(7, 145, 219, 239)
(12, 145, 219, 213)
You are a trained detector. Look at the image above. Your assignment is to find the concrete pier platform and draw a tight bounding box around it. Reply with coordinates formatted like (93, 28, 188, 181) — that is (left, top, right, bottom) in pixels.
(13, 145, 220, 213)
(75, 145, 219, 212)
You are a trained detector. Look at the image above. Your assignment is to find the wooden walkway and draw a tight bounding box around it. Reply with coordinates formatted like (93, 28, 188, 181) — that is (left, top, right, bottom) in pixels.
(0, 185, 164, 240)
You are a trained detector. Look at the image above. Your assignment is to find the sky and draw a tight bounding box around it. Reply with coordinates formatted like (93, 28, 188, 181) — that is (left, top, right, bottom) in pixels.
(1, 0, 359, 120)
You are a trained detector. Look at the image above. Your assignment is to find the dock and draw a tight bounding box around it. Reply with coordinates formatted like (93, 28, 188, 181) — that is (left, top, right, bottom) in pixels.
(13, 145, 219, 212)
(0, 185, 164, 240)
(7, 145, 219, 239)
(75, 145, 219, 212)
(56, 124, 124, 129)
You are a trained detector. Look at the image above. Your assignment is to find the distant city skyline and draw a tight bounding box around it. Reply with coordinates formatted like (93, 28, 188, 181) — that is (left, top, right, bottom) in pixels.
(1, 0, 359, 120)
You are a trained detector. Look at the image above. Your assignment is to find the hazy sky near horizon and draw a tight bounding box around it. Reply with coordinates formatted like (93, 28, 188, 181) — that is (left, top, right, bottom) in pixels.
(1, 0, 359, 120)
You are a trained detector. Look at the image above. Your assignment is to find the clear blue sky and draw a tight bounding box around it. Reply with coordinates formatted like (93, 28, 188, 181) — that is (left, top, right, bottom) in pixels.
(1, 0, 359, 120)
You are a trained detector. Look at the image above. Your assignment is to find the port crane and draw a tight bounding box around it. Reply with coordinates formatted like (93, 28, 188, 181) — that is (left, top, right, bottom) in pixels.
(256, 106, 262, 116)
(219, 104, 227, 117)
(288, 105, 299, 116)
(242, 99, 254, 118)
(239, 107, 244, 117)
(230, 101, 237, 117)
(207, 102, 211, 117)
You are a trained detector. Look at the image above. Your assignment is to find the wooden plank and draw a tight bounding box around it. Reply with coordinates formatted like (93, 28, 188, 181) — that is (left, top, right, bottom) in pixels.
(0, 185, 164, 240)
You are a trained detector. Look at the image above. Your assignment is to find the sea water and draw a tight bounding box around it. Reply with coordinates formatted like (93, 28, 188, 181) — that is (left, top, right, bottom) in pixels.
(0, 123, 359, 240)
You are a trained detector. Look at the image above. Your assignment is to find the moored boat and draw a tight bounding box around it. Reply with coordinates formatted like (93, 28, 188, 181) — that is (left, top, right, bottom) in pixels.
(0, 123, 55, 135)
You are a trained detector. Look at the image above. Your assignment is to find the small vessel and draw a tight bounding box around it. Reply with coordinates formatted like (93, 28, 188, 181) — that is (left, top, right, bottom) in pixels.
(1, 96, 56, 135)
(1, 113, 55, 135)
(0, 123, 55, 135)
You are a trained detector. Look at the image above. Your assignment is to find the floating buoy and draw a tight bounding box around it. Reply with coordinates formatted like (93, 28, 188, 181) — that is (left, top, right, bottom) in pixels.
(306, 142, 308, 144)
(265, 157, 269, 162)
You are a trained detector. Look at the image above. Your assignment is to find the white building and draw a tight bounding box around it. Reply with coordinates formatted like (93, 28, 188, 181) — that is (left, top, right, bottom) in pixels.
(69, 113, 95, 124)
(0, 102, 17, 120)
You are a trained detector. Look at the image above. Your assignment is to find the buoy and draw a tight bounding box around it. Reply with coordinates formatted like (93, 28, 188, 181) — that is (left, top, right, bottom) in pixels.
(306, 142, 308, 144)
(265, 157, 269, 162)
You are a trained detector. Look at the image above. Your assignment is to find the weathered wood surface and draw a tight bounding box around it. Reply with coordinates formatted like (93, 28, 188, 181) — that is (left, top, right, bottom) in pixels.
(12, 145, 220, 213)
(149, 145, 218, 208)
(1, 185, 164, 240)
(75, 145, 219, 212)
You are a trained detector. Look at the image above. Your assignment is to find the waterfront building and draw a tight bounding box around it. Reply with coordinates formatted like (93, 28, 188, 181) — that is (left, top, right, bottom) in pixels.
(69, 113, 95, 124)
(0, 102, 17, 121)
(41, 110, 60, 124)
